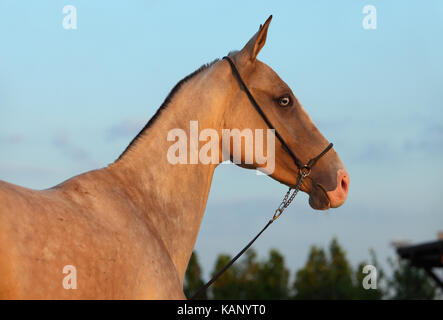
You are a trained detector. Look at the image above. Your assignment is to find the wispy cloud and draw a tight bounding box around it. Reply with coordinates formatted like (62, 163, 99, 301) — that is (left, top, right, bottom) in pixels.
(106, 118, 147, 141)
(51, 130, 94, 165)
(354, 141, 397, 163)
(403, 121, 443, 154)
(0, 133, 25, 145)
(0, 162, 63, 189)
(353, 119, 443, 165)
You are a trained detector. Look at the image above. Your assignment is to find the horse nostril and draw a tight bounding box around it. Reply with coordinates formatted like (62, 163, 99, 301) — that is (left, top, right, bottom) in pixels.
(341, 175, 348, 193)
(326, 169, 349, 208)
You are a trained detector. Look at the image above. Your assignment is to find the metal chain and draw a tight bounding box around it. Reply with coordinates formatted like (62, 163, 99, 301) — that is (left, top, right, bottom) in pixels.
(272, 167, 310, 221)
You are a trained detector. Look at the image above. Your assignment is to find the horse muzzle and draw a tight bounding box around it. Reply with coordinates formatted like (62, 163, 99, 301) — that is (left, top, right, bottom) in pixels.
(303, 168, 350, 210)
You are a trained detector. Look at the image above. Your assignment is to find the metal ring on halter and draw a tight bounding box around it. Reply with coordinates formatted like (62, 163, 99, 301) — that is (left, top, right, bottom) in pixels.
(300, 165, 311, 178)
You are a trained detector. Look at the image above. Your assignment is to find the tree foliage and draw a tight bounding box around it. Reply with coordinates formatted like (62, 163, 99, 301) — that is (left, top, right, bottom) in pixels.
(211, 249, 290, 299)
(183, 251, 207, 299)
(184, 238, 440, 300)
(293, 237, 372, 299)
(386, 257, 437, 299)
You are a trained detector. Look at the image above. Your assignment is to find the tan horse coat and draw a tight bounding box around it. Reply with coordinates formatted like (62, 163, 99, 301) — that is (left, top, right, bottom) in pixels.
(0, 16, 348, 299)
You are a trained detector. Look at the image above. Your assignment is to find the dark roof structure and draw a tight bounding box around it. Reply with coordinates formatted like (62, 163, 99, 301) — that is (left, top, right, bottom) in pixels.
(396, 239, 443, 289)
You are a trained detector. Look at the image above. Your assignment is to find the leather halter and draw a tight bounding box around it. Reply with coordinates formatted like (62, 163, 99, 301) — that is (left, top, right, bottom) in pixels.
(190, 56, 333, 300)
(222, 56, 333, 174)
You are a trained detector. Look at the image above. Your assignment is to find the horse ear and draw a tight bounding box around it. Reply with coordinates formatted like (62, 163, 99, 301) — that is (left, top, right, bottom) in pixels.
(239, 15, 272, 63)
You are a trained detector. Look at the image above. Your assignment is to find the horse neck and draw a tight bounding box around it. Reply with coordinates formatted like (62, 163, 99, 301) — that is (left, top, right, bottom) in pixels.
(109, 61, 232, 283)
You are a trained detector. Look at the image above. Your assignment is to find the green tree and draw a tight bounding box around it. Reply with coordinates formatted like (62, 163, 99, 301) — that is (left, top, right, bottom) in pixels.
(253, 249, 290, 299)
(386, 257, 437, 300)
(240, 249, 290, 299)
(293, 244, 337, 299)
(210, 249, 290, 299)
(293, 237, 381, 299)
(211, 253, 242, 299)
(238, 249, 260, 299)
(183, 251, 207, 299)
(201, 237, 443, 300)
(328, 238, 355, 298)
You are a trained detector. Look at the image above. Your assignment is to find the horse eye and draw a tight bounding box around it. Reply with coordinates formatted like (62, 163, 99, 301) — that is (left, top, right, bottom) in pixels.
(278, 96, 291, 107)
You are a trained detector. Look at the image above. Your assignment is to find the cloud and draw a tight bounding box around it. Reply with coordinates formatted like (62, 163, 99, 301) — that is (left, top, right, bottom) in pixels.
(354, 141, 397, 163)
(0, 133, 25, 145)
(402, 121, 443, 154)
(106, 118, 147, 141)
(0, 163, 59, 177)
(354, 119, 443, 165)
(51, 130, 92, 163)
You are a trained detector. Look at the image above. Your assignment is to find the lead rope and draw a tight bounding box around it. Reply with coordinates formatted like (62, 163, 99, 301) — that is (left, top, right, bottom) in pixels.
(189, 168, 309, 300)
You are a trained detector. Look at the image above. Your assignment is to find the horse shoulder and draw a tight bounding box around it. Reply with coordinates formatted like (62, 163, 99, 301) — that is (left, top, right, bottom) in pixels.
(0, 175, 184, 299)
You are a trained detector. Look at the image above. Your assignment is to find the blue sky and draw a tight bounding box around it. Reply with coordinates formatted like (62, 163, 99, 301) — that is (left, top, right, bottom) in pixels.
(1, 1, 442, 280)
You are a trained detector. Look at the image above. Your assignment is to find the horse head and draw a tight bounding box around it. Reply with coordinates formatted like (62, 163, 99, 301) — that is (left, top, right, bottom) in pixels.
(222, 16, 349, 210)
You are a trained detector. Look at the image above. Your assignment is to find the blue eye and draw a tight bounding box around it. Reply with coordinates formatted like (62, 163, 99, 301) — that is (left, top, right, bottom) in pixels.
(278, 96, 291, 107)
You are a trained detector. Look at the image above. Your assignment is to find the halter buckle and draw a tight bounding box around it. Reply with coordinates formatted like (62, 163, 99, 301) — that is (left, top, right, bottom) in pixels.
(300, 165, 311, 178)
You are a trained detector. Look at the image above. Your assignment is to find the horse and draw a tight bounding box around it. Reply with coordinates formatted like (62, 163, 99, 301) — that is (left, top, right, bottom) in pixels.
(0, 16, 349, 299)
